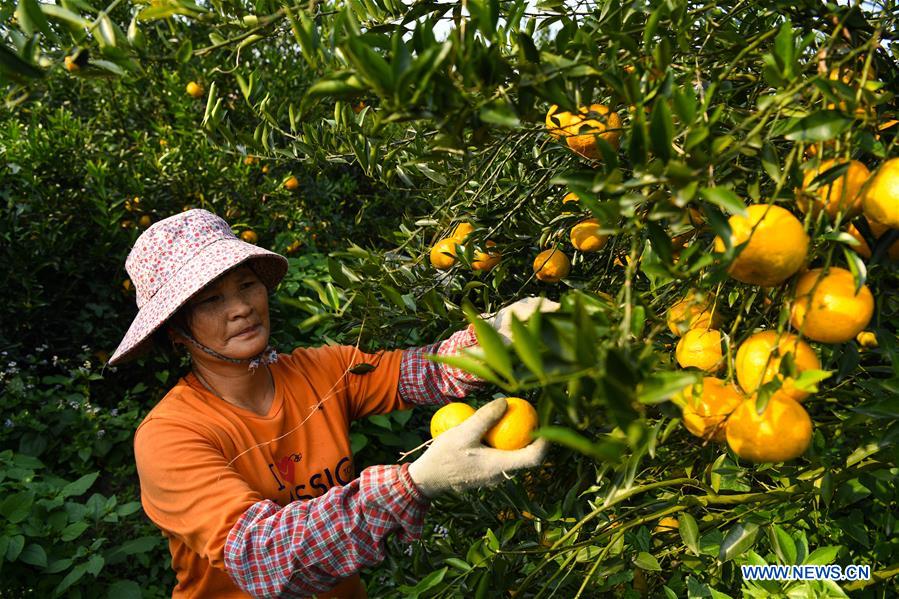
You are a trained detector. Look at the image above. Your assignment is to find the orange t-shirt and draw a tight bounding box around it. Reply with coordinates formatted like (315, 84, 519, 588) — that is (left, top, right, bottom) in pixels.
(134, 344, 416, 598)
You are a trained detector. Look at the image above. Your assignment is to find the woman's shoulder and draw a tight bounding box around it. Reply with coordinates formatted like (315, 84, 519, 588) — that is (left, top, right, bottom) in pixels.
(135, 374, 216, 435)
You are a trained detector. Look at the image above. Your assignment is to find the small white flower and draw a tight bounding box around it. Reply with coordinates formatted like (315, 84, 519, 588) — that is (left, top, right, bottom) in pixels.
(3, 419, 13, 428)
(110, 408, 119, 417)
(83, 360, 91, 369)
(97, 429, 106, 438)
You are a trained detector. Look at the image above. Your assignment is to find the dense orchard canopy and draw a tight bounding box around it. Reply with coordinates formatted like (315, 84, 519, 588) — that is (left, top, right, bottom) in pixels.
(2, 0, 899, 597)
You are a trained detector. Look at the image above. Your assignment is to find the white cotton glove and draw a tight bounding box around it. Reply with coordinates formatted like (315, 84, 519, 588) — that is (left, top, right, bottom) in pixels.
(407, 398, 550, 498)
(483, 296, 561, 344)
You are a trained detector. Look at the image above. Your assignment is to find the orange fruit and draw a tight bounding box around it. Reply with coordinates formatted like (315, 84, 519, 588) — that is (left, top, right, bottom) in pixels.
(676, 377, 744, 443)
(725, 395, 813, 463)
(430, 402, 476, 439)
(856, 331, 878, 348)
(451, 222, 475, 242)
(186, 81, 204, 98)
(790, 267, 874, 344)
(483, 397, 539, 450)
(559, 104, 622, 160)
(122, 279, 132, 292)
(797, 159, 870, 220)
(472, 241, 501, 272)
(284, 176, 300, 191)
(713, 204, 809, 287)
(545, 105, 574, 139)
(862, 158, 899, 228)
(654, 517, 680, 533)
(735, 331, 820, 401)
(261, 164, 269, 174)
(244, 155, 257, 165)
(562, 192, 579, 204)
(570, 218, 608, 253)
(64, 55, 79, 72)
(240, 230, 258, 244)
(666, 291, 722, 337)
(352, 101, 366, 114)
(675, 328, 725, 373)
(533, 249, 570, 283)
(285, 240, 302, 255)
(430, 238, 458, 270)
(846, 219, 899, 260)
(138, 215, 152, 228)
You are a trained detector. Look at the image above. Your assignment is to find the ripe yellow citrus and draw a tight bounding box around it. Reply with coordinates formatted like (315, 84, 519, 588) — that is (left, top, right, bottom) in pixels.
(138, 215, 152, 228)
(545, 105, 574, 139)
(562, 192, 579, 204)
(533, 248, 570, 283)
(675, 328, 725, 373)
(735, 331, 820, 401)
(654, 517, 680, 533)
(856, 331, 878, 348)
(846, 219, 899, 261)
(261, 164, 269, 174)
(559, 104, 622, 160)
(430, 402, 476, 439)
(667, 291, 722, 337)
(285, 240, 302, 255)
(570, 218, 608, 253)
(472, 241, 501, 272)
(790, 267, 874, 344)
(483, 397, 539, 450)
(713, 204, 809, 287)
(430, 238, 458, 270)
(240, 230, 258, 244)
(676, 377, 744, 442)
(352, 101, 366, 114)
(284, 176, 300, 191)
(797, 159, 870, 220)
(451, 222, 475, 242)
(725, 394, 813, 463)
(862, 158, 899, 228)
(244, 155, 257, 165)
(64, 55, 79, 72)
(186, 81, 204, 98)
(122, 279, 132, 292)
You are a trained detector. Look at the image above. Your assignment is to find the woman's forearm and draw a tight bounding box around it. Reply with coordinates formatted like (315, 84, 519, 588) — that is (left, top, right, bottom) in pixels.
(224, 462, 429, 597)
(397, 324, 487, 406)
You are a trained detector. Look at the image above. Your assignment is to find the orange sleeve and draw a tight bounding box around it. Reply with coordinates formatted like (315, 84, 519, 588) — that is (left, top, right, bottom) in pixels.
(305, 344, 414, 422)
(134, 416, 264, 570)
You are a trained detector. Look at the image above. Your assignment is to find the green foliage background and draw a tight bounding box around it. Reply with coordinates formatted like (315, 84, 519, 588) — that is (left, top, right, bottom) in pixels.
(2, 0, 899, 597)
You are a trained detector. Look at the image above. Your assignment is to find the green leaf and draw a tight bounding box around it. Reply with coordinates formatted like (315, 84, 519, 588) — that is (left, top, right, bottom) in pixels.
(5, 535, 25, 561)
(0, 491, 34, 523)
(54, 562, 89, 597)
(650, 99, 673, 162)
(463, 302, 513, 382)
(842, 246, 867, 293)
(19, 543, 47, 568)
(700, 187, 747, 216)
(679, 513, 700, 556)
(804, 546, 841, 565)
(509, 315, 544, 379)
(397, 567, 447, 597)
(790, 369, 832, 393)
(633, 551, 662, 571)
(638, 370, 699, 405)
(16, 0, 54, 39)
(175, 38, 193, 63)
(718, 522, 759, 562)
(769, 525, 797, 565)
(61, 472, 99, 498)
(427, 354, 504, 388)
(41, 4, 91, 29)
(0, 42, 44, 80)
(479, 101, 520, 128)
(61, 521, 90, 542)
(106, 580, 142, 599)
(535, 426, 625, 461)
(784, 111, 852, 141)
(444, 557, 472, 572)
(343, 36, 393, 96)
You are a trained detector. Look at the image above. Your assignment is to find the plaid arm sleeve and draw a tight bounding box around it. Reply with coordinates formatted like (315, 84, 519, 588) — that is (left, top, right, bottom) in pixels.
(397, 324, 488, 407)
(224, 462, 429, 598)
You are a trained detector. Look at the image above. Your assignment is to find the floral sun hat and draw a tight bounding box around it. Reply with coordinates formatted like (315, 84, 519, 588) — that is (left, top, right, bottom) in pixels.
(108, 209, 288, 366)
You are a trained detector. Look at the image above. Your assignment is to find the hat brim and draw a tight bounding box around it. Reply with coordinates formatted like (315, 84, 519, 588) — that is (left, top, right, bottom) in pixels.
(108, 238, 288, 366)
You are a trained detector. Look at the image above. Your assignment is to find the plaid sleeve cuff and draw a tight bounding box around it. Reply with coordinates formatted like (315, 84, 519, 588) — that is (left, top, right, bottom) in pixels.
(397, 324, 488, 407)
(224, 463, 430, 597)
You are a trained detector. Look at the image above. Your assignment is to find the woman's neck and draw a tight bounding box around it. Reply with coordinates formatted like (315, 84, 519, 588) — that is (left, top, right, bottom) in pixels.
(192, 360, 274, 416)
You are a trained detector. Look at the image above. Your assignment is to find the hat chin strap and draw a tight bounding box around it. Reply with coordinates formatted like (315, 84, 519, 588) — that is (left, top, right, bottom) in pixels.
(171, 325, 279, 372)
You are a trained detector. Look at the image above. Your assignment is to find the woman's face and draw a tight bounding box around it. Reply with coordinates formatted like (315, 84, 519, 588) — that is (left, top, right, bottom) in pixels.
(178, 265, 271, 360)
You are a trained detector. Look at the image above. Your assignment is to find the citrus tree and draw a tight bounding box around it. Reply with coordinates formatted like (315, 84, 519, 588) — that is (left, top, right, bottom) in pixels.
(4, 0, 899, 596)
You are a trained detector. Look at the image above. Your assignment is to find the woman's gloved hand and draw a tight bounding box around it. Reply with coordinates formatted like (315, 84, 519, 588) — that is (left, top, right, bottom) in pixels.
(483, 296, 561, 345)
(407, 398, 550, 498)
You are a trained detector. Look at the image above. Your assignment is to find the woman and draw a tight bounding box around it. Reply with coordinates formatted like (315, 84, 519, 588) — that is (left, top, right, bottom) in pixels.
(109, 209, 553, 598)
